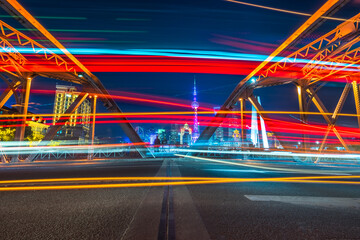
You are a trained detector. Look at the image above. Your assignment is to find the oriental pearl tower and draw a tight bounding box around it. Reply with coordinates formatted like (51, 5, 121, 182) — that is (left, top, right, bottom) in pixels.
(191, 76, 200, 142)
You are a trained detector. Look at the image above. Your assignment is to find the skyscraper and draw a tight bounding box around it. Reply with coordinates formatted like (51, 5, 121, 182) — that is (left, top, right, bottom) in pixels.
(169, 124, 180, 145)
(53, 85, 91, 143)
(212, 106, 224, 143)
(191, 76, 200, 142)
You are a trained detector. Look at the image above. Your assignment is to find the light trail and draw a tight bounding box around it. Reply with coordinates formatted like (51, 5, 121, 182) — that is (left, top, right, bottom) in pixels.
(0, 142, 146, 153)
(275, 135, 349, 143)
(175, 152, 360, 164)
(0, 145, 337, 156)
(0, 181, 222, 191)
(277, 180, 360, 184)
(0, 177, 223, 184)
(2, 112, 360, 144)
(2, 110, 360, 118)
(2, 48, 359, 68)
(225, 0, 348, 21)
(28, 40, 146, 44)
(0, 175, 359, 191)
(40, 113, 360, 141)
(0, 139, 349, 156)
(2, 109, 360, 142)
(17, 28, 147, 33)
(3, 48, 360, 77)
(0, 175, 358, 185)
(7, 118, 355, 139)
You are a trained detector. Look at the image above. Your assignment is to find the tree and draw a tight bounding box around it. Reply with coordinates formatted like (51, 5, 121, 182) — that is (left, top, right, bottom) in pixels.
(0, 123, 35, 142)
(0, 127, 15, 141)
(26, 132, 45, 146)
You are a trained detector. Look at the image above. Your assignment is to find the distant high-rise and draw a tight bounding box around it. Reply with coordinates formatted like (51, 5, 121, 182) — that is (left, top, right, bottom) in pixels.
(212, 106, 224, 143)
(169, 124, 180, 145)
(53, 85, 91, 143)
(191, 76, 200, 142)
(135, 126, 145, 141)
(180, 123, 192, 145)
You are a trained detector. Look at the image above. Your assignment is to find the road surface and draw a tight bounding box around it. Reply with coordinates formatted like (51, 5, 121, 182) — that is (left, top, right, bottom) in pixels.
(0, 158, 360, 239)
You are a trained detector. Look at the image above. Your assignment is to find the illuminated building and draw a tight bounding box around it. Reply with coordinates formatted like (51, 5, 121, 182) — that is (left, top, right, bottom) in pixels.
(214, 127, 224, 143)
(169, 124, 180, 145)
(191, 76, 200, 142)
(232, 129, 240, 141)
(26, 116, 48, 137)
(149, 134, 157, 145)
(227, 105, 240, 145)
(157, 129, 167, 143)
(212, 107, 224, 143)
(145, 127, 156, 144)
(0, 107, 48, 141)
(53, 85, 91, 143)
(135, 126, 145, 141)
(180, 123, 192, 145)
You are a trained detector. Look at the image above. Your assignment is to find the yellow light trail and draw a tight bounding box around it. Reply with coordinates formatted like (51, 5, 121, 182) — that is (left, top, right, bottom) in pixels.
(0, 176, 225, 185)
(0, 181, 222, 191)
(0, 175, 359, 191)
(225, 0, 348, 22)
(0, 175, 359, 185)
(281, 180, 360, 184)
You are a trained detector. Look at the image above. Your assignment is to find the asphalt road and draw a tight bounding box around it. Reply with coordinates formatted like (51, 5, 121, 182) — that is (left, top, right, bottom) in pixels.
(0, 158, 360, 240)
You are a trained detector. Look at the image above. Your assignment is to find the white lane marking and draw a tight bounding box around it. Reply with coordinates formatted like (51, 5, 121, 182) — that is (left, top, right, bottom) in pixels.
(245, 195, 360, 208)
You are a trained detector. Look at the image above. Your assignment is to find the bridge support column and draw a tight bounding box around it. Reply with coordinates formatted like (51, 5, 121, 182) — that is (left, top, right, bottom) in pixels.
(12, 77, 32, 162)
(352, 81, 360, 128)
(88, 95, 97, 160)
(14, 77, 31, 142)
(239, 98, 245, 142)
(297, 84, 309, 151)
(91, 95, 97, 145)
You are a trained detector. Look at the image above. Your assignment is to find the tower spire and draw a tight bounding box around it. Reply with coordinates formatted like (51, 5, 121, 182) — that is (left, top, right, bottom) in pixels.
(191, 75, 199, 142)
(193, 76, 197, 98)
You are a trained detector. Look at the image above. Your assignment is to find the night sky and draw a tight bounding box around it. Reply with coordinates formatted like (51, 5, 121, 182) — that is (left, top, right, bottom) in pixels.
(1, 0, 360, 140)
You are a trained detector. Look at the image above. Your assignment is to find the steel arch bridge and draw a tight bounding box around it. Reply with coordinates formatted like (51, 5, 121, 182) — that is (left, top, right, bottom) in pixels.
(0, 0, 359, 163)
